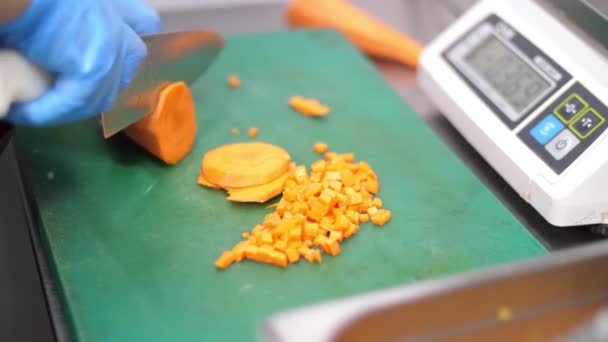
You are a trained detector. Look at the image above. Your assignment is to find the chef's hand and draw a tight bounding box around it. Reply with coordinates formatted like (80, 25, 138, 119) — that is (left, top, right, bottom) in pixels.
(0, 0, 162, 126)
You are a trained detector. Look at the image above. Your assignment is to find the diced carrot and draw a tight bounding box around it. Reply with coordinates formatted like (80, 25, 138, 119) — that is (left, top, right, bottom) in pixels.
(248, 127, 259, 138)
(371, 209, 392, 226)
(289, 96, 330, 117)
(215, 149, 390, 270)
(372, 198, 383, 208)
(215, 251, 236, 269)
(313, 142, 329, 154)
(326, 238, 341, 256)
(227, 74, 241, 88)
(285, 248, 300, 263)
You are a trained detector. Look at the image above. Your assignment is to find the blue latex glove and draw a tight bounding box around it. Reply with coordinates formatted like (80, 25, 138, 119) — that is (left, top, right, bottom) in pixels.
(0, 0, 162, 126)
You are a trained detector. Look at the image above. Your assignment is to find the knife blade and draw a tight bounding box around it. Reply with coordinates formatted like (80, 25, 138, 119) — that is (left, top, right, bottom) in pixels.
(101, 30, 224, 138)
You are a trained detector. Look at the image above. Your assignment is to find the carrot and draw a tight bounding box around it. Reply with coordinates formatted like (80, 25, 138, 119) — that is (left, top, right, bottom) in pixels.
(125, 81, 197, 165)
(214, 251, 235, 269)
(226, 172, 289, 203)
(313, 142, 329, 154)
(286, 0, 422, 68)
(289, 96, 330, 117)
(248, 127, 259, 138)
(227, 74, 241, 88)
(215, 149, 391, 270)
(201, 142, 291, 188)
(197, 173, 221, 189)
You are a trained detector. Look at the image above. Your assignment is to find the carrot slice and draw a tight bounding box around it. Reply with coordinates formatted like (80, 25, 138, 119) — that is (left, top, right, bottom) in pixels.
(289, 96, 330, 117)
(197, 173, 221, 189)
(125, 82, 197, 165)
(227, 172, 289, 203)
(201, 142, 291, 188)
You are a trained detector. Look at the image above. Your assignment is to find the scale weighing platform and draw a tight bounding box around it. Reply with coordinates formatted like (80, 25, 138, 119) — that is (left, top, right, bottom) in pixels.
(419, 0, 608, 228)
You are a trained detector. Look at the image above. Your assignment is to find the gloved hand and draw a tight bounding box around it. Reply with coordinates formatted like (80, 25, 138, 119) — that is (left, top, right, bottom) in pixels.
(0, 0, 162, 126)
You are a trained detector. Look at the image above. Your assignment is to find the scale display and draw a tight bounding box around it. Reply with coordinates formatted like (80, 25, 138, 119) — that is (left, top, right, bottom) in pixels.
(443, 15, 570, 128)
(463, 36, 552, 113)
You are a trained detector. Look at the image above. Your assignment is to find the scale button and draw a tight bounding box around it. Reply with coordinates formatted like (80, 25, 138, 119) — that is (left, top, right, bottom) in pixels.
(530, 114, 564, 145)
(570, 108, 605, 139)
(545, 130, 580, 160)
(554, 93, 588, 123)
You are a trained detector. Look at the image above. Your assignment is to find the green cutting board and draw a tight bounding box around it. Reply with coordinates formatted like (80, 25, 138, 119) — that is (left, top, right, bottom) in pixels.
(14, 30, 546, 342)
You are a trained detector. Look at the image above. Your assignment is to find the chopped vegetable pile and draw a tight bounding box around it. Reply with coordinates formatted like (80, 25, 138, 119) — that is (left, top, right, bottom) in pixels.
(214, 150, 391, 269)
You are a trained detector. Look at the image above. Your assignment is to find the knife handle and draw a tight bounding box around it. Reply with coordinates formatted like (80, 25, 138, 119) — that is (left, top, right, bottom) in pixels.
(0, 49, 52, 118)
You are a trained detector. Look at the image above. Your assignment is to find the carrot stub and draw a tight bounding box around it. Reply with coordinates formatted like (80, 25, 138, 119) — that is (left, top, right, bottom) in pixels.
(289, 96, 330, 117)
(214, 251, 235, 269)
(125, 81, 197, 165)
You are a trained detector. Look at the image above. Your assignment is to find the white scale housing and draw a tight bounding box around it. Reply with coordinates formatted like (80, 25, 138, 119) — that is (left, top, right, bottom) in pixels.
(419, 0, 608, 227)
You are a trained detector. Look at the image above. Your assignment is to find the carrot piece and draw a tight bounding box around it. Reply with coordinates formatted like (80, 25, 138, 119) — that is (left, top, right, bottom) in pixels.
(125, 82, 197, 165)
(231, 128, 240, 135)
(326, 238, 341, 256)
(232, 241, 248, 262)
(197, 173, 221, 189)
(366, 179, 380, 194)
(248, 127, 259, 138)
(359, 213, 370, 223)
(202, 142, 291, 188)
(215, 251, 235, 269)
(289, 96, 330, 117)
(285, 248, 300, 263)
(286, 0, 422, 68)
(227, 74, 241, 88)
(371, 209, 392, 226)
(226, 172, 289, 203)
(313, 142, 329, 154)
(373, 198, 383, 208)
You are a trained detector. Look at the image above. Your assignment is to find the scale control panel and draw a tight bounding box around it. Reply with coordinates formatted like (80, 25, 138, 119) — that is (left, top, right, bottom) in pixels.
(443, 14, 607, 175)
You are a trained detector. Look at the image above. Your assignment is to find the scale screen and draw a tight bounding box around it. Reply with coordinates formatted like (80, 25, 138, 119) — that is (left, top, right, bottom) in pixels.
(463, 36, 552, 113)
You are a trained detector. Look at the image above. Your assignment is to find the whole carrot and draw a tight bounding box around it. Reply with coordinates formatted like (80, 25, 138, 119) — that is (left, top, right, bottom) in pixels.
(286, 0, 423, 68)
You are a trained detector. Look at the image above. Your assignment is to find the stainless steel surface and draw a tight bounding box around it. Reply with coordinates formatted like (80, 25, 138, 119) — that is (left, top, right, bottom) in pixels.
(101, 31, 224, 138)
(264, 239, 608, 342)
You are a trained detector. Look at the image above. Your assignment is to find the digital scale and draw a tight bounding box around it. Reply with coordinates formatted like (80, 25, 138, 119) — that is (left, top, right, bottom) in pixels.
(419, 0, 608, 228)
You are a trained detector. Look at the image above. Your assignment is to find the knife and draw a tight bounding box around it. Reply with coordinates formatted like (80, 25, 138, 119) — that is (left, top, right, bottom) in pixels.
(0, 30, 224, 137)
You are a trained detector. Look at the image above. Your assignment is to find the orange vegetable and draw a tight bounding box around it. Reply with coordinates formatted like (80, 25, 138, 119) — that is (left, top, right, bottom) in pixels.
(227, 74, 241, 88)
(226, 172, 289, 203)
(289, 96, 330, 116)
(215, 149, 391, 270)
(214, 251, 235, 269)
(125, 81, 197, 165)
(248, 127, 259, 138)
(286, 0, 422, 68)
(201, 142, 291, 188)
(197, 173, 221, 189)
(231, 128, 240, 135)
(313, 142, 329, 154)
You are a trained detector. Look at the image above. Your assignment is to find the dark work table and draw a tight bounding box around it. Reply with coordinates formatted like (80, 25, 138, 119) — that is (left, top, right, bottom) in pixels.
(0, 1, 604, 341)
